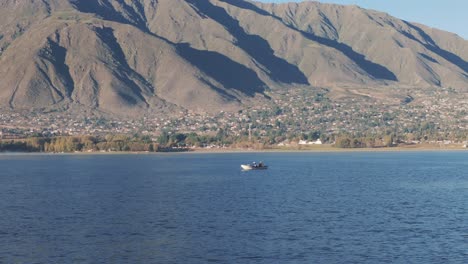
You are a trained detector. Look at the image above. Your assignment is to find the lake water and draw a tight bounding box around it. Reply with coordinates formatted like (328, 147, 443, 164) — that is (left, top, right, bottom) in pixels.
(0, 152, 467, 263)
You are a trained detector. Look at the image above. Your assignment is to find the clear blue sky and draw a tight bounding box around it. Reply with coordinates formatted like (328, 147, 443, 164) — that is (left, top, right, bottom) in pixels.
(256, 0, 467, 40)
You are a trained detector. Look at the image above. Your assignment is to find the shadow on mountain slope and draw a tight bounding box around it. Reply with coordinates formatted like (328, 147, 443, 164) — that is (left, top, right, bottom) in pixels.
(71, 0, 146, 29)
(44, 39, 75, 98)
(176, 43, 267, 97)
(402, 22, 468, 74)
(94, 27, 154, 106)
(186, 0, 309, 85)
(220, 0, 398, 81)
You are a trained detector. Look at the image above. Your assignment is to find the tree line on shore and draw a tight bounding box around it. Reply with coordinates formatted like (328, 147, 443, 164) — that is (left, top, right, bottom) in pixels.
(0, 128, 466, 153)
(0, 135, 155, 153)
(0, 132, 229, 153)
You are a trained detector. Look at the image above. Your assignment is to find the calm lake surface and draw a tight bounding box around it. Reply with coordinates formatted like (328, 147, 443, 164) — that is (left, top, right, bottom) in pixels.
(0, 152, 467, 263)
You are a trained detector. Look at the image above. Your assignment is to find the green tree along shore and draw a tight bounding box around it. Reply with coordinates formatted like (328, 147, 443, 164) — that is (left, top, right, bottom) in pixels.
(0, 129, 466, 153)
(0, 133, 213, 153)
(0, 135, 156, 153)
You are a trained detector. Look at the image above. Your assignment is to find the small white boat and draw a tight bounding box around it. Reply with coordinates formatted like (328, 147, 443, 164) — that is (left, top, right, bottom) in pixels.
(241, 163, 268, 170)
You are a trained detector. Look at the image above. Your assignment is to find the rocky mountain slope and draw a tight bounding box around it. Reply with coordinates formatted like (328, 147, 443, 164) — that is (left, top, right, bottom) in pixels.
(0, 0, 466, 116)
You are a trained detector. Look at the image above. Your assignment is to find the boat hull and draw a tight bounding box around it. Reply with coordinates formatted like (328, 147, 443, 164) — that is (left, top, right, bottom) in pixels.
(241, 165, 268, 170)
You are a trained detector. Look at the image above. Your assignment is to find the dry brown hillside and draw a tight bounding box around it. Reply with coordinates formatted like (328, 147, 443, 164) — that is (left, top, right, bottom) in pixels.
(0, 0, 466, 116)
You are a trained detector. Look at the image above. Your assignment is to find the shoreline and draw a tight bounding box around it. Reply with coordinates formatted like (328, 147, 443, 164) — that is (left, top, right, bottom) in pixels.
(0, 145, 465, 155)
(190, 145, 467, 154)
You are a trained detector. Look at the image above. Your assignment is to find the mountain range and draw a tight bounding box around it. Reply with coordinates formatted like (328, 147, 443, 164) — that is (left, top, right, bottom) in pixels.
(0, 0, 466, 116)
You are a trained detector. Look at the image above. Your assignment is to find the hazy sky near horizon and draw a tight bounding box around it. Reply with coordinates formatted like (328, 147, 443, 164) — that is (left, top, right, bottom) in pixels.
(256, 0, 467, 39)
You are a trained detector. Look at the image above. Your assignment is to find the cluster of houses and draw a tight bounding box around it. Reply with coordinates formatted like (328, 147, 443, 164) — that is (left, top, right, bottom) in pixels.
(278, 139, 323, 147)
(0, 85, 465, 146)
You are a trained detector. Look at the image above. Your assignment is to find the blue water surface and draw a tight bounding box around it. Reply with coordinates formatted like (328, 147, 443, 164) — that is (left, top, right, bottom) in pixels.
(0, 151, 467, 263)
